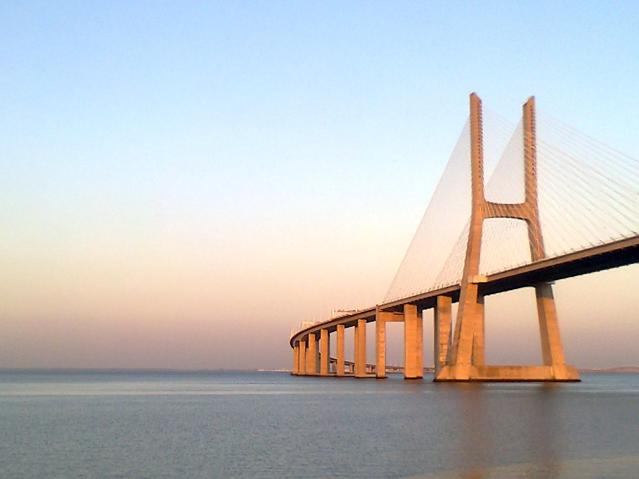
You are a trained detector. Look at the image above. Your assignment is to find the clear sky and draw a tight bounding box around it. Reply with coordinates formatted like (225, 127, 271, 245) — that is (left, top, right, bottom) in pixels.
(1, 1, 638, 369)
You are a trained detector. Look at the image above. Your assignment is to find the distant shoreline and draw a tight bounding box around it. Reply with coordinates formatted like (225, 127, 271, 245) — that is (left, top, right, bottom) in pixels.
(0, 368, 266, 374)
(578, 367, 639, 373)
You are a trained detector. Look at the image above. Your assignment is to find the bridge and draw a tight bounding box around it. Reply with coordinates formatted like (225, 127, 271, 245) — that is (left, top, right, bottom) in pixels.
(289, 93, 639, 382)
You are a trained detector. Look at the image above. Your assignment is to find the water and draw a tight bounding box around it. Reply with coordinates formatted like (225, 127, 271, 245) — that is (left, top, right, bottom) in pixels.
(1, 371, 638, 478)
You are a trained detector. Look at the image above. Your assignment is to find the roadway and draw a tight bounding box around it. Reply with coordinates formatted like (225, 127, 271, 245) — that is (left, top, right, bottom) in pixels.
(290, 235, 639, 347)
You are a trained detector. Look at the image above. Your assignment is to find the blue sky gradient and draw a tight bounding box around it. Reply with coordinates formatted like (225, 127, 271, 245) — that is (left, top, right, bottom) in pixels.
(1, 2, 638, 368)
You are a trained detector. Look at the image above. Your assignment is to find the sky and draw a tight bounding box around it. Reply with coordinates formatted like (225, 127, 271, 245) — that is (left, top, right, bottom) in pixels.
(1, 1, 638, 369)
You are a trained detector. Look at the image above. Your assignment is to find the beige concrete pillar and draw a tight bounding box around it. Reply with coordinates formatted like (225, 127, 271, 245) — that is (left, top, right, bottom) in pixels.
(404, 304, 423, 379)
(418, 310, 423, 368)
(320, 329, 329, 376)
(448, 93, 485, 374)
(298, 339, 306, 375)
(306, 333, 317, 375)
(292, 344, 299, 375)
(472, 294, 485, 366)
(328, 333, 332, 372)
(434, 296, 452, 375)
(376, 314, 386, 379)
(523, 97, 572, 377)
(536, 283, 566, 366)
(354, 325, 359, 374)
(355, 319, 367, 378)
(336, 324, 345, 376)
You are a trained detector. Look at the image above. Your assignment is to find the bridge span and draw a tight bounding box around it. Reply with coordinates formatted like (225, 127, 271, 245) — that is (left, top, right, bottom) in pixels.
(289, 93, 639, 382)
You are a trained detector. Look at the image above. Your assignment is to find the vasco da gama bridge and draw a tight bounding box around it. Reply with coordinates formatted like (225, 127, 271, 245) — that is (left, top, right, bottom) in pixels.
(289, 93, 639, 382)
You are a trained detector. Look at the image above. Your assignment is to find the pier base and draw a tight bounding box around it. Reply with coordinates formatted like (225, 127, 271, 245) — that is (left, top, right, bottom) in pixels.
(435, 364, 580, 382)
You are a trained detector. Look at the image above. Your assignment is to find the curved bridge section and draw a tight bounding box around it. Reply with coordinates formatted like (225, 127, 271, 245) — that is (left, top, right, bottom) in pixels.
(291, 236, 639, 380)
(290, 94, 639, 382)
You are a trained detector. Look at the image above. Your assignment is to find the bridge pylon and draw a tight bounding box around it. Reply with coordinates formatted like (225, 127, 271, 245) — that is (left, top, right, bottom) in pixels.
(435, 93, 580, 382)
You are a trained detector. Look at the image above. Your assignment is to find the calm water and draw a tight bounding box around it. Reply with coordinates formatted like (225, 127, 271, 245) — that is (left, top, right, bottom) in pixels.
(1, 371, 638, 478)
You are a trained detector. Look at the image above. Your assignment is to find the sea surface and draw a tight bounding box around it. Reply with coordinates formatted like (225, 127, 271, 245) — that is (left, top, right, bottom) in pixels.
(1, 370, 638, 478)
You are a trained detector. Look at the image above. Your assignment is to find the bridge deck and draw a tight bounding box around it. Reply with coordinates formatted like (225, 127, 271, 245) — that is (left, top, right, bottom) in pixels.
(290, 235, 639, 347)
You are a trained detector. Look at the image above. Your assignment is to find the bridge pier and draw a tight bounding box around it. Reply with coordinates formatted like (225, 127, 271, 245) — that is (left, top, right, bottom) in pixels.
(472, 294, 485, 366)
(404, 304, 423, 379)
(292, 343, 299, 375)
(536, 283, 565, 366)
(375, 311, 386, 379)
(320, 329, 330, 376)
(434, 296, 452, 376)
(434, 93, 579, 382)
(355, 319, 367, 377)
(306, 333, 317, 375)
(298, 339, 306, 375)
(336, 325, 345, 376)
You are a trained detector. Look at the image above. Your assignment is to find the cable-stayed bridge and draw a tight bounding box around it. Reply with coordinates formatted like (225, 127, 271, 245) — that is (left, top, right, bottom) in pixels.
(289, 93, 639, 382)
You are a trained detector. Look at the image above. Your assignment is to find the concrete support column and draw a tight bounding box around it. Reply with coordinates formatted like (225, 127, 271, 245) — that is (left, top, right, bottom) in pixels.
(375, 314, 386, 379)
(336, 325, 345, 376)
(434, 296, 452, 375)
(306, 333, 317, 375)
(355, 319, 367, 378)
(320, 329, 329, 376)
(404, 304, 423, 379)
(292, 344, 299, 375)
(354, 325, 359, 374)
(298, 339, 306, 375)
(536, 283, 566, 366)
(448, 93, 484, 374)
(472, 294, 485, 366)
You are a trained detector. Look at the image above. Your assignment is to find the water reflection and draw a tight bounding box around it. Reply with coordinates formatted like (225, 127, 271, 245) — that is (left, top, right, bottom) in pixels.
(442, 382, 566, 478)
(458, 383, 488, 478)
(528, 383, 562, 478)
